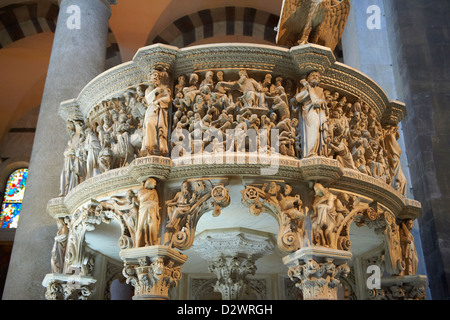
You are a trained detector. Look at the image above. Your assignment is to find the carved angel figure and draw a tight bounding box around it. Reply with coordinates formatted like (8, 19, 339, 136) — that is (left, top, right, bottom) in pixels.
(276, 0, 351, 50)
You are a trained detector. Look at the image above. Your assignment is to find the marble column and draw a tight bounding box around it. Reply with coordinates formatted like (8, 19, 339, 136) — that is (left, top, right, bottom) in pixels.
(2, 0, 115, 300)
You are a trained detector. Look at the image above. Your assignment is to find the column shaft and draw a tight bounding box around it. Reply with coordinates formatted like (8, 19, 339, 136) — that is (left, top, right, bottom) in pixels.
(2, 0, 112, 299)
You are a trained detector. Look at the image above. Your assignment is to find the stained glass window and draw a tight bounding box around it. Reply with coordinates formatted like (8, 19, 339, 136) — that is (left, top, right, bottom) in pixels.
(0, 168, 28, 228)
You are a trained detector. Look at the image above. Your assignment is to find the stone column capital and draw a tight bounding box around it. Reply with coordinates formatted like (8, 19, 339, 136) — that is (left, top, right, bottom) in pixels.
(283, 247, 353, 300)
(368, 275, 428, 300)
(192, 228, 275, 300)
(43, 273, 97, 300)
(120, 245, 187, 300)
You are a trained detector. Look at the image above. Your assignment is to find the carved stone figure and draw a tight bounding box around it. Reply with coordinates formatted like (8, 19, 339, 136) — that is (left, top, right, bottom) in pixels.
(135, 178, 161, 247)
(84, 127, 101, 178)
(166, 180, 192, 231)
(295, 71, 328, 158)
(217, 69, 266, 110)
(98, 132, 114, 173)
(101, 190, 140, 248)
(51, 218, 69, 273)
(311, 182, 338, 248)
(276, 0, 351, 50)
(384, 125, 407, 196)
(241, 182, 306, 252)
(141, 69, 171, 157)
(113, 113, 134, 166)
(400, 219, 419, 276)
(279, 184, 306, 245)
(329, 135, 357, 169)
(59, 120, 84, 196)
(165, 180, 230, 250)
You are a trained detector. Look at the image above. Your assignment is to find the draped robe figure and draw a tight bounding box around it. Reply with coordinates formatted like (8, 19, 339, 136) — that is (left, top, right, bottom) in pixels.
(50, 218, 69, 273)
(400, 219, 419, 276)
(59, 120, 83, 196)
(136, 178, 160, 247)
(295, 71, 328, 158)
(384, 125, 407, 196)
(85, 127, 101, 178)
(311, 182, 338, 247)
(141, 70, 170, 157)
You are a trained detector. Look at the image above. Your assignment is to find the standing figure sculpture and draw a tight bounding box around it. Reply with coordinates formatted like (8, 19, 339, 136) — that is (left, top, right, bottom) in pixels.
(50, 218, 69, 273)
(141, 69, 171, 157)
(59, 120, 84, 196)
(84, 127, 101, 178)
(294, 71, 328, 158)
(384, 125, 407, 196)
(311, 182, 338, 248)
(135, 178, 161, 247)
(400, 219, 419, 276)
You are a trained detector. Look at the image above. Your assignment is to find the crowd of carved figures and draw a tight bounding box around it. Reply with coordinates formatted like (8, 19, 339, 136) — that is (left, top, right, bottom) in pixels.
(60, 68, 407, 197)
(241, 180, 419, 278)
(53, 68, 418, 298)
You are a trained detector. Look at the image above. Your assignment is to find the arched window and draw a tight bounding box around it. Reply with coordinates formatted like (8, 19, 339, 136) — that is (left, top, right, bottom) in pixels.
(0, 168, 28, 228)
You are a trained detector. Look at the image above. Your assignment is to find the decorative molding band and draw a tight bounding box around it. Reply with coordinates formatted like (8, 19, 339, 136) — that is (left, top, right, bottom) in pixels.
(47, 154, 420, 221)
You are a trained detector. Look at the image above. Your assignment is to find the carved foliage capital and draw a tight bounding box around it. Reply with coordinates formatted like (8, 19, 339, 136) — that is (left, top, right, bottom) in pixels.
(209, 256, 257, 300)
(287, 258, 350, 300)
(121, 246, 186, 300)
(368, 276, 427, 300)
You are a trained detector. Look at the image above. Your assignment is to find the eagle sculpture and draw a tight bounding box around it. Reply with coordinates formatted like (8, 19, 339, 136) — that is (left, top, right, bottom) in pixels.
(276, 0, 351, 51)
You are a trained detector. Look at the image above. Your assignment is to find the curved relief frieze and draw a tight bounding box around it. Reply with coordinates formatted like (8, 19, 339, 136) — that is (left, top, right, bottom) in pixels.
(57, 43, 409, 203)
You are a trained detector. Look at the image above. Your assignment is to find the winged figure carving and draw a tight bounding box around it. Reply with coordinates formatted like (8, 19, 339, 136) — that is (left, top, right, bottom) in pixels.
(276, 0, 351, 51)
